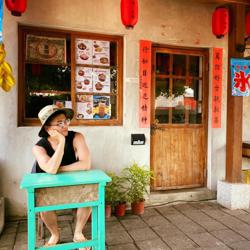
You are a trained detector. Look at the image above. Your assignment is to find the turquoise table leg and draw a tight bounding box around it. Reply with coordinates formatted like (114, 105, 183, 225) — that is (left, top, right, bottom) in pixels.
(21, 171, 111, 250)
(27, 188, 36, 250)
(98, 184, 105, 250)
(92, 206, 98, 250)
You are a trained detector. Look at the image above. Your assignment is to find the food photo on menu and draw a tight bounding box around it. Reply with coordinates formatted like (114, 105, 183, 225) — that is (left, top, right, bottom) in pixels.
(75, 38, 93, 65)
(75, 66, 93, 92)
(76, 95, 93, 119)
(53, 100, 65, 108)
(93, 96, 111, 119)
(53, 100, 72, 109)
(92, 40, 110, 66)
(93, 68, 110, 93)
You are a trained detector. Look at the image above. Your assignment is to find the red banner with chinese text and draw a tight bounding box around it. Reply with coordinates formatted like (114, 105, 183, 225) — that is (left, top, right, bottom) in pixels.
(212, 48, 223, 128)
(139, 40, 152, 128)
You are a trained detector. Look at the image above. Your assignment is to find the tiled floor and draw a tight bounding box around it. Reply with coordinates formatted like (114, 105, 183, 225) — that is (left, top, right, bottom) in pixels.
(2, 201, 250, 249)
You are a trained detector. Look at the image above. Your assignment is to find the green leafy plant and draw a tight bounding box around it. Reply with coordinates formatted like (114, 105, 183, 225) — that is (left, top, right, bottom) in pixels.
(173, 85, 185, 97)
(105, 172, 127, 207)
(122, 163, 154, 203)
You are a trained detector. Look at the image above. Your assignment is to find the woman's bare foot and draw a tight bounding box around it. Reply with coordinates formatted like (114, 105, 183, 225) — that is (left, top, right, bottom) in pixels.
(45, 233, 60, 246)
(73, 232, 90, 250)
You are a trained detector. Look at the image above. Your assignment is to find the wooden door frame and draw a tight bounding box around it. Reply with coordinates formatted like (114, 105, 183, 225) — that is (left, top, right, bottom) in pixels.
(150, 43, 209, 190)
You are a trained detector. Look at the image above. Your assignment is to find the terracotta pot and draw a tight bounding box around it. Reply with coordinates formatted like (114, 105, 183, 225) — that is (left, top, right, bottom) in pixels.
(105, 204, 112, 218)
(131, 200, 145, 215)
(115, 203, 126, 217)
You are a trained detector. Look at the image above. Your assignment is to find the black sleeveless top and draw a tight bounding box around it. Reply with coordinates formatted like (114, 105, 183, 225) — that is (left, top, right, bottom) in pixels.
(31, 131, 78, 173)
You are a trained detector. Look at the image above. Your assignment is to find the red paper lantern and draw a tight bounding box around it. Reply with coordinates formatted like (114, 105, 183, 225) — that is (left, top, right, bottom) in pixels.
(5, 0, 26, 16)
(246, 12, 250, 36)
(120, 0, 138, 29)
(212, 7, 229, 38)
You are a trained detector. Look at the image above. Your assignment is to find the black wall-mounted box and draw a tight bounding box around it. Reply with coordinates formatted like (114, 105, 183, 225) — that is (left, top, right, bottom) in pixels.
(131, 134, 146, 145)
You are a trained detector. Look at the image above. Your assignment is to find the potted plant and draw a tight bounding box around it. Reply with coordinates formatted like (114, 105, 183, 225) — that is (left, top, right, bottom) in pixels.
(122, 163, 154, 215)
(114, 186, 127, 217)
(113, 174, 128, 217)
(105, 172, 127, 217)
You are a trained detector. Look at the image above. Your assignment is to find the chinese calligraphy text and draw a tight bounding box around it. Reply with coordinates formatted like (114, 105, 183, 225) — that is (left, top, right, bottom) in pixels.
(231, 58, 250, 97)
(212, 48, 223, 128)
(139, 40, 152, 128)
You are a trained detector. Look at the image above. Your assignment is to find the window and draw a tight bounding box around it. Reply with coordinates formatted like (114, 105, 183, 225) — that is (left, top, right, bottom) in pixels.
(153, 47, 207, 125)
(18, 25, 123, 126)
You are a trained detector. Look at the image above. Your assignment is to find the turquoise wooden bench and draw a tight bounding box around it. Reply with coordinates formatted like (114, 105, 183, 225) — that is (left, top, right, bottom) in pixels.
(20, 170, 111, 250)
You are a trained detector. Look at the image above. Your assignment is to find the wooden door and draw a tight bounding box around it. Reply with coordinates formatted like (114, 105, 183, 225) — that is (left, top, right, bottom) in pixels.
(151, 46, 209, 190)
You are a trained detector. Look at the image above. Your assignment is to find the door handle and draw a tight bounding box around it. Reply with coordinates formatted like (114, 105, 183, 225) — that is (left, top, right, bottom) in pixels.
(151, 124, 158, 130)
(151, 124, 163, 130)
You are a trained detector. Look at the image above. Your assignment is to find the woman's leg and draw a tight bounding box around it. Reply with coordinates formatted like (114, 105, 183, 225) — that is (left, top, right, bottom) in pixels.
(40, 211, 60, 245)
(73, 207, 91, 241)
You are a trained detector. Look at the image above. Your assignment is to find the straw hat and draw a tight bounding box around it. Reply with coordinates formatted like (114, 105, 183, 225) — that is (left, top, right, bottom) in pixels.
(38, 105, 74, 137)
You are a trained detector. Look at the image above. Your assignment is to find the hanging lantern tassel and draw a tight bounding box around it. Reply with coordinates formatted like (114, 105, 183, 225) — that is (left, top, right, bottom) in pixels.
(121, 0, 138, 29)
(0, 43, 15, 92)
(212, 7, 229, 39)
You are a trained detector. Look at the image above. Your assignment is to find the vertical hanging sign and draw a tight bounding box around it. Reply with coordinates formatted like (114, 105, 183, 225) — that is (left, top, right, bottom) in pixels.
(231, 58, 250, 96)
(212, 48, 223, 128)
(139, 40, 152, 128)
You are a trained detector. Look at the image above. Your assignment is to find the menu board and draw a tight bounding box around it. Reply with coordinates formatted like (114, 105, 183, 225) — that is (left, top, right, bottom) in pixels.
(75, 39, 93, 65)
(93, 68, 110, 93)
(75, 66, 93, 92)
(93, 40, 110, 66)
(65, 101, 72, 109)
(75, 38, 111, 119)
(53, 100, 72, 109)
(75, 39, 110, 66)
(93, 96, 111, 119)
(76, 95, 93, 119)
(76, 95, 111, 120)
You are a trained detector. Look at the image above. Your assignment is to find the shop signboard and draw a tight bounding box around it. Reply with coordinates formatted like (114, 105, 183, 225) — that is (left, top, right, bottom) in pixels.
(26, 35, 66, 64)
(231, 58, 250, 96)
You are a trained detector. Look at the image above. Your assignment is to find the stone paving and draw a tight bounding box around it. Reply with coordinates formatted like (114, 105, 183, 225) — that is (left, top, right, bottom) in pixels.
(2, 201, 250, 249)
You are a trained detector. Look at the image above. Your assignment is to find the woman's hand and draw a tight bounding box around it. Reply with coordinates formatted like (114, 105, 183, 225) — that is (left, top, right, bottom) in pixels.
(48, 129, 65, 144)
(33, 129, 66, 174)
(58, 132, 91, 172)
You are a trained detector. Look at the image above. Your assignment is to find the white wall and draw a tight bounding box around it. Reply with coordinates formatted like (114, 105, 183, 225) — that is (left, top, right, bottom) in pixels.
(243, 96, 250, 169)
(243, 38, 250, 143)
(0, 0, 229, 217)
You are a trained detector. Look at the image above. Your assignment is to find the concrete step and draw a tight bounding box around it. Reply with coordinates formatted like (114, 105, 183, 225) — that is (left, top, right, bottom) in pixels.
(146, 188, 216, 207)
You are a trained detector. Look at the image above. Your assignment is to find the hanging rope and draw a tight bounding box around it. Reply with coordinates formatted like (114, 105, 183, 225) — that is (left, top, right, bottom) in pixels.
(0, 0, 15, 92)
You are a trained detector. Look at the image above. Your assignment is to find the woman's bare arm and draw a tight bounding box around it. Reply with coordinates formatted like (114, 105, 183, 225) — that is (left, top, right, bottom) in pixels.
(32, 131, 65, 174)
(59, 132, 91, 172)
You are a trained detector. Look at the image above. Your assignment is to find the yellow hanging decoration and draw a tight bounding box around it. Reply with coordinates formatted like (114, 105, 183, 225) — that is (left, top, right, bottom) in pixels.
(0, 43, 15, 92)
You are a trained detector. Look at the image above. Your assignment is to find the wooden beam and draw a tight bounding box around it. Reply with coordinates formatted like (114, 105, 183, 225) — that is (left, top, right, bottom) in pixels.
(226, 4, 245, 183)
(218, 0, 250, 5)
(194, 0, 250, 6)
